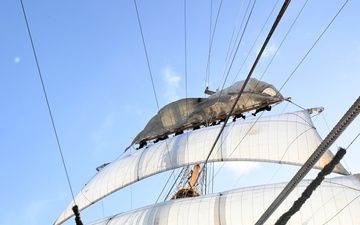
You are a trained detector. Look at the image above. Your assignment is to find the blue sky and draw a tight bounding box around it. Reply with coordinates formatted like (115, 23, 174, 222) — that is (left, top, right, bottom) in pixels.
(1, 0, 360, 224)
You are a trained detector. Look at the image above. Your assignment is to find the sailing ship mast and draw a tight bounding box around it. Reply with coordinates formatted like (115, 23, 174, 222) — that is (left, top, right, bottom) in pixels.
(170, 164, 201, 200)
(51, 0, 360, 224)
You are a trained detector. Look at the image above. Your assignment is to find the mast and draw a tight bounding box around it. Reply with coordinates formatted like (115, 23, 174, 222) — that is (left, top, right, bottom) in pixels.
(170, 164, 202, 200)
(189, 164, 200, 189)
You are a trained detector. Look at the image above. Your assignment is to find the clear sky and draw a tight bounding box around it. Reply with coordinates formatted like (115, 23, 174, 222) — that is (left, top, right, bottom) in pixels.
(1, 0, 360, 225)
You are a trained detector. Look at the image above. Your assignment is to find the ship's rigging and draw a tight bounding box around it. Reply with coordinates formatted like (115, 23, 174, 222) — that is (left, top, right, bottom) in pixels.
(129, 0, 291, 205)
(17, 0, 360, 224)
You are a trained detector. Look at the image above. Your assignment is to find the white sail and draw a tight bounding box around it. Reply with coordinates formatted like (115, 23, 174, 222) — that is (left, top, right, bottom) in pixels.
(54, 110, 349, 225)
(86, 174, 360, 225)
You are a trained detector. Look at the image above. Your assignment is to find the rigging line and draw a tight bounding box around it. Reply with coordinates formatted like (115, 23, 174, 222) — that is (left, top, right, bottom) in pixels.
(287, 98, 306, 110)
(254, 0, 308, 85)
(204, 0, 223, 88)
(320, 112, 340, 154)
(184, 0, 190, 151)
(184, 0, 188, 101)
(162, 168, 186, 201)
(163, 0, 190, 201)
(346, 131, 360, 150)
(205, 0, 213, 87)
(278, 0, 349, 93)
(219, 0, 256, 91)
(155, 169, 176, 203)
(321, 113, 333, 136)
(206, 110, 264, 188)
(211, 162, 214, 193)
(206, 101, 286, 187)
(20, 0, 76, 203)
(232, 0, 280, 84)
(101, 200, 105, 218)
(318, 110, 348, 172)
(133, 0, 160, 111)
(321, 194, 360, 225)
(206, 1, 259, 123)
(342, 130, 360, 174)
(196, 0, 291, 185)
(133, 0, 177, 192)
(305, 179, 360, 220)
(223, 0, 252, 85)
(231, 162, 251, 189)
(235, 0, 303, 113)
(233, 107, 316, 186)
(203, 0, 256, 122)
(202, 0, 224, 126)
(225, 0, 246, 64)
(205, 79, 284, 187)
(130, 184, 133, 210)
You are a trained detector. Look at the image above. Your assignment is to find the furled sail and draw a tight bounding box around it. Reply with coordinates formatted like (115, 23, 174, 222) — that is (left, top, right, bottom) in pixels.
(86, 174, 360, 225)
(54, 110, 349, 225)
(128, 78, 284, 148)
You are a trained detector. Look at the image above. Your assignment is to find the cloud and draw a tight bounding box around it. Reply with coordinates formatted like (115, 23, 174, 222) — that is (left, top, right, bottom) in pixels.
(14, 56, 21, 63)
(261, 43, 278, 58)
(222, 161, 260, 177)
(162, 67, 181, 102)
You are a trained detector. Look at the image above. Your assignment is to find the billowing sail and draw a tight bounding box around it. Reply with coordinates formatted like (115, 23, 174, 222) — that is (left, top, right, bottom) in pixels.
(129, 78, 284, 148)
(86, 174, 360, 225)
(54, 110, 349, 225)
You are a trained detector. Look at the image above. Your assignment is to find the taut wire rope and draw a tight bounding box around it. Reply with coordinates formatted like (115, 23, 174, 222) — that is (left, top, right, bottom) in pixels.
(20, 0, 76, 204)
(218, 0, 257, 93)
(278, 0, 349, 93)
(133, 0, 160, 111)
(204, 0, 223, 89)
(230, 0, 280, 84)
(196, 0, 292, 184)
(132, 0, 181, 203)
(159, 0, 190, 202)
(20, 0, 84, 224)
(243, 0, 307, 85)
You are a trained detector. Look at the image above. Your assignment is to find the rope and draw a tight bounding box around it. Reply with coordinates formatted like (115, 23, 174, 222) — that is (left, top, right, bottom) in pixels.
(346, 131, 360, 150)
(255, 0, 308, 87)
(197, 0, 291, 185)
(278, 0, 349, 93)
(161, 168, 185, 201)
(218, 0, 256, 92)
(232, 0, 280, 84)
(132, 0, 179, 204)
(205, 0, 223, 88)
(20, 0, 77, 206)
(72, 205, 84, 225)
(20, 1, 83, 223)
(184, 0, 188, 101)
(133, 0, 160, 111)
(321, 194, 360, 225)
(200, 0, 257, 126)
(225, 0, 247, 66)
(275, 148, 346, 225)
